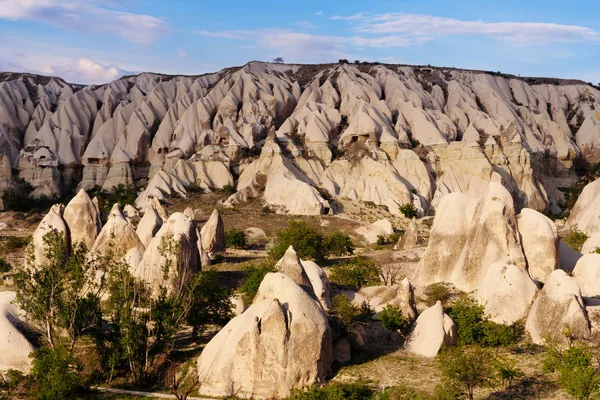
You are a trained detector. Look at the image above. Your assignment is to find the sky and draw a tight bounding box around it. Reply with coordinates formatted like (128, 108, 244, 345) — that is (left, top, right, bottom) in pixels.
(0, 0, 599, 85)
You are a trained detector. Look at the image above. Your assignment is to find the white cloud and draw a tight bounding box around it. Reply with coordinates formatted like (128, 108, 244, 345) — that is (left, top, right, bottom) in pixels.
(315, 11, 323, 16)
(177, 49, 188, 59)
(0, 56, 130, 84)
(0, 0, 168, 44)
(338, 12, 600, 45)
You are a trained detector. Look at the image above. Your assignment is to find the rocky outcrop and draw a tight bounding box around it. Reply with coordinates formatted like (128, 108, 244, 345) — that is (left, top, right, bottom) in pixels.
(395, 218, 419, 250)
(517, 208, 559, 283)
(136, 205, 163, 247)
(301, 260, 332, 310)
(30, 204, 69, 267)
(406, 301, 456, 357)
(355, 219, 394, 245)
(134, 213, 199, 296)
(572, 254, 600, 297)
(199, 209, 225, 259)
(525, 270, 590, 345)
(342, 279, 418, 321)
(275, 246, 313, 295)
(197, 272, 333, 399)
(91, 204, 145, 258)
(581, 233, 600, 254)
(63, 189, 101, 250)
(413, 181, 527, 292)
(477, 262, 538, 324)
(566, 178, 600, 235)
(0, 292, 35, 372)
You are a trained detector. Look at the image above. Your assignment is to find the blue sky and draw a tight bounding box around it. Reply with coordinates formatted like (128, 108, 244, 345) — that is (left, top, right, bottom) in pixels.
(0, 0, 599, 84)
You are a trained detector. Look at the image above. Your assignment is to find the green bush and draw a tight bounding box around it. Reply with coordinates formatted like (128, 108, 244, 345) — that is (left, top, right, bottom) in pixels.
(239, 263, 276, 307)
(286, 382, 373, 400)
(446, 297, 522, 347)
(437, 346, 497, 400)
(0, 258, 11, 273)
(331, 294, 374, 328)
(269, 221, 328, 263)
(378, 304, 408, 333)
(543, 342, 598, 400)
(87, 184, 137, 217)
(564, 230, 590, 252)
(186, 270, 234, 336)
(225, 229, 247, 249)
(0, 235, 31, 252)
(219, 184, 237, 196)
(324, 231, 355, 256)
(376, 235, 388, 246)
(30, 346, 85, 400)
(328, 257, 381, 288)
(399, 203, 418, 219)
(423, 282, 453, 307)
(1, 178, 60, 212)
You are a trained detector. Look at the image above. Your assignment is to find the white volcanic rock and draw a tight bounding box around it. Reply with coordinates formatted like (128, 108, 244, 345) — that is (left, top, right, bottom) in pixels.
(197, 272, 333, 399)
(566, 178, 600, 235)
(395, 218, 419, 250)
(0, 292, 35, 372)
(517, 208, 559, 283)
(134, 212, 199, 296)
(559, 240, 583, 272)
(136, 205, 163, 247)
(91, 204, 144, 258)
(406, 301, 456, 357)
(582, 233, 600, 254)
(30, 204, 69, 267)
(355, 219, 394, 244)
(275, 247, 314, 295)
(342, 279, 417, 321)
(526, 269, 590, 345)
(200, 209, 225, 259)
(63, 189, 101, 250)
(301, 259, 332, 310)
(572, 254, 600, 297)
(413, 182, 527, 292)
(477, 262, 538, 324)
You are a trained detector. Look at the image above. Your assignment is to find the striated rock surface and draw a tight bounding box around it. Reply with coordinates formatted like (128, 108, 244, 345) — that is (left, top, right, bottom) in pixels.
(197, 272, 333, 399)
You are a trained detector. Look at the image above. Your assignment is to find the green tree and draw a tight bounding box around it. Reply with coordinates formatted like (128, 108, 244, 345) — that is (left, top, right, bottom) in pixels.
(378, 304, 408, 333)
(269, 221, 327, 263)
(186, 270, 233, 336)
(324, 231, 355, 256)
(399, 203, 418, 219)
(437, 346, 497, 400)
(0, 257, 11, 273)
(226, 229, 247, 249)
(239, 263, 276, 307)
(30, 346, 84, 400)
(543, 341, 598, 400)
(495, 357, 523, 389)
(331, 294, 374, 329)
(329, 257, 381, 288)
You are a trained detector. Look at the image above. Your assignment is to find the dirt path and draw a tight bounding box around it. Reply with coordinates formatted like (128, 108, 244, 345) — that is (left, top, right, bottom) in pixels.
(91, 386, 213, 400)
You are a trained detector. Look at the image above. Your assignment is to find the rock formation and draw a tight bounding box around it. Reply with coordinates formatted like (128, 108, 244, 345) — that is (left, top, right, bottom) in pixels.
(275, 246, 314, 295)
(406, 301, 456, 357)
(91, 204, 145, 258)
(566, 178, 600, 235)
(197, 272, 333, 399)
(517, 208, 559, 283)
(136, 205, 164, 247)
(301, 259, 332, 310)
(200, 209, 225, 259)
(525, 269, 590, 345)
(395, 218, 419, 250)
(355, 219, 394, 244)
(572, 254, 600, 297)
(63, 189, 101, 250)
(0, 292, 35, 372)
(30, 204, 69, 267)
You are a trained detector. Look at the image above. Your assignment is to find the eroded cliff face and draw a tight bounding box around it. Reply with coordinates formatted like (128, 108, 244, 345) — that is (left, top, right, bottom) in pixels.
(1, 63, 599, 215)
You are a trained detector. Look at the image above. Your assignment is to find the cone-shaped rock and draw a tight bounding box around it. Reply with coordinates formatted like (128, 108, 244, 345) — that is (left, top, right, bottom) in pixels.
(63, 189, 101, 250)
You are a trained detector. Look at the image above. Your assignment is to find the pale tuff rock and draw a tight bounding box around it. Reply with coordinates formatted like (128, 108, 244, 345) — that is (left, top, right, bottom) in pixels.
(134, 212, 199, 297)
(136, 205, 163, 247)
(517, 208, 559, 283)
(196, 229, 212, 268)
(413, 182, 527, 292)
(123, 204, 139, 222)
(572, 254, 600, 297)
(30, 204, 69, 267)
(91, 204, 145, 259)
(301, 259, 332, 310)
(151, 197, 168, 221)
(396, 277, 418, 322)
(525, 269, 590, 345)
(244, 227, 266, 241)
(197, 272, 333, 399)
(229, 294, 245, 316)
(566, 178, 600, 235)
(581, 233, 600, 254)
(559, 240, 583, 272)
(0, 292, 35, 372)
(477, 262, 538, 325)
(355, 219, 394, 245)
(406, 301, 456, 357)
(275, 246, 314, 296)
(183, 207, 195, 221)
(200, 209, 225, 259)
(124, 247, 144, 270)
(341, 280, 418, 321)
(395, 218, 419, 250)
(64, 189, 102, 250)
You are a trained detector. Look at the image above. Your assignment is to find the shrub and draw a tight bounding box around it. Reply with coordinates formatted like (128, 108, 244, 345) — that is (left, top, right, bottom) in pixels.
(186, 271, 234, 336)
(219, 184, 237, 196)
(423, 282, 453, 307)
(378, 304, 408, 333)
(437, 346, 497, 400)
(1, 235, 31, 252)
(543, 342, 599, 400)
(239, 263, 276, 307)
(30, 346, 85, 400)
(399, 203, 418, 219)
(269, 221, 327, 263)
(0, 258, 11, 273)
(376, 235, 388, 246)
(324, 231, 355, 256)
(388, 231, 404, 245)
(1, 178, 60, 212)
(87, 184, 137, 216)
(225, 229, 247, 249)
(329, 257, 381, 288)
(286, 381, 372, 400)
(564, 230, 590, 252)
(331, 294, 374, 328)
(447, 297, 522, 347)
